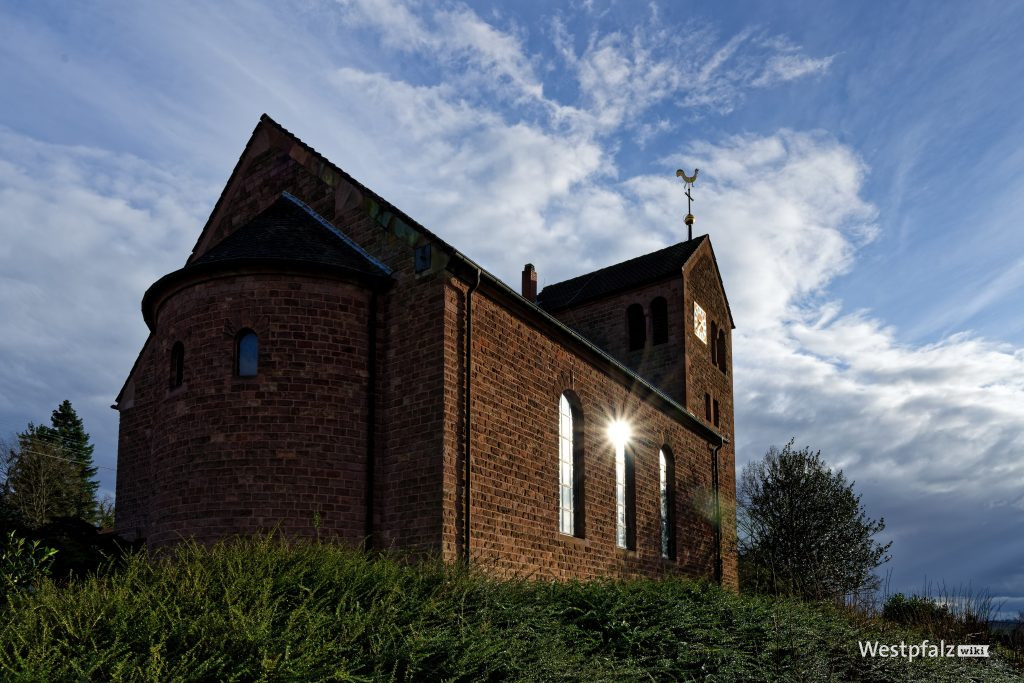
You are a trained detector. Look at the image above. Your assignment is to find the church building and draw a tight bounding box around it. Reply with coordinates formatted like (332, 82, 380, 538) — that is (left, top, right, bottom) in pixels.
(114, 115, 738, 588)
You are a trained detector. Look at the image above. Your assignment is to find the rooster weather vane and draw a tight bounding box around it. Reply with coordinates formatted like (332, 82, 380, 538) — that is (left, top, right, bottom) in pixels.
(676, 168, 699, 240)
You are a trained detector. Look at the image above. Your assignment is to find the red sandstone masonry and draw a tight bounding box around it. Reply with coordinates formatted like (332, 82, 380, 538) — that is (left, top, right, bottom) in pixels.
(538, 237, 736, 587)
(122, 272, 372, 546)
(443, 275, 725, 581)
(115, 117, 737, 588)
(550, 277, 687, 405)
(683, 241, 737, 588)
(118, 121, 452, 552)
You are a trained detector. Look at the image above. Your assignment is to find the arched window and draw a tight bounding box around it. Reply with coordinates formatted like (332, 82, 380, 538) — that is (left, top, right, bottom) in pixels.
(615, 441, 636, 550)
(650, 297, 668, 345)
(716, 329, 727, 373)
(710, 320, 719, 365)
(660, 447, 676, 560)
(627, 304, 646, 351)
(558, 393, 585, 537)
(169, 341, 184, 389)
(236, 330, 259, 377)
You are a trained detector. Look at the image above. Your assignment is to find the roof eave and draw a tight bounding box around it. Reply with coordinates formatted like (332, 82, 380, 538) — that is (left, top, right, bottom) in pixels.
(446, 251, 728, 444)
(141, 258, 393, 331)
(538, 270, 684, 313)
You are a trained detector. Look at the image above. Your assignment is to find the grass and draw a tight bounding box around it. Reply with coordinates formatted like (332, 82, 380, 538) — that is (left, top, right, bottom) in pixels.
(0, 537, 1020, 682)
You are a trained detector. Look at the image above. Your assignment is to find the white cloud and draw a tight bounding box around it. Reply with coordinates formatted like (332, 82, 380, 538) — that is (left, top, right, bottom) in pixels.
(625, 130, 876, 330)
(752, 53, 835, 87)
(334, 0, 545, 102)
(554, 22, 682, 131)
(637, 132, 1024, 506)
(332, 2, 835, 136)
(323, 68, 607, 276)
(0, 129, 210, 487)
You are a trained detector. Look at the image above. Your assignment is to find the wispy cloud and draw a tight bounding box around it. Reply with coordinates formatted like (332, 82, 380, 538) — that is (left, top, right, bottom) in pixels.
(335, 0, 544, 102)
(552, 16, 834, 127)
(0, 129, 210, 486)
(332, 2, 835, 136)
(752, 53, 835, 86)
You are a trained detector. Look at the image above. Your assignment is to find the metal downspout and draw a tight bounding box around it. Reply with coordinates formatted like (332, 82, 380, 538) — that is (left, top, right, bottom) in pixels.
(464, 269, 481, 565)
(365, 291, 378, 549)
(712, 439, 724, 585)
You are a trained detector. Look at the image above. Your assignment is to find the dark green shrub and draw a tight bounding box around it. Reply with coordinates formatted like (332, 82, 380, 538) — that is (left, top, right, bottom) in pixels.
(883, 593, 957, 633)
(28, 517, 139, 581)
(1, 530, 57, 601)
(0, 538, 1019, 681)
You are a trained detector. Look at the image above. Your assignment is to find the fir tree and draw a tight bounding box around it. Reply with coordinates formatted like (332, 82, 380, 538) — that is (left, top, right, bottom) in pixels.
(8, 401, 100, 524)
(46, 400, 99, 516)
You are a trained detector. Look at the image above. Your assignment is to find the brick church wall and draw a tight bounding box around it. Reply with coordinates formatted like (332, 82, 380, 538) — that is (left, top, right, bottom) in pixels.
(682, 243, 737, 588)
(118, 121, 453, 552)
(548, 276, 687, 405)
(191, 124, 454, 554)
(441, 275, 727, 581)
(113, 354, 155, 538)
(118, 272, 374, 546)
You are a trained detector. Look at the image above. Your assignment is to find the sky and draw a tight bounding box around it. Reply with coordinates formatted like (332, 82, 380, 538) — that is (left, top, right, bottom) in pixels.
(1, 0, 1023, 616)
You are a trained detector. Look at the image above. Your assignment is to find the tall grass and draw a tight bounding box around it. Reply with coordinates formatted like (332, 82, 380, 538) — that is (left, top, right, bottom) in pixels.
(0, 537, 1019, 681)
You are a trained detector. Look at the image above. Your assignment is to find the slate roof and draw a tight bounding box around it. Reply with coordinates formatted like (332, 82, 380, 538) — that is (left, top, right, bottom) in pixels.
(537, 236, 706, 312)
(191, 192, 391, 277)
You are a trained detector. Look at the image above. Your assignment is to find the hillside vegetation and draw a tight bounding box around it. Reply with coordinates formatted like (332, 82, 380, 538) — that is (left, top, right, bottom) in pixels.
(0, 538, 1018, 682)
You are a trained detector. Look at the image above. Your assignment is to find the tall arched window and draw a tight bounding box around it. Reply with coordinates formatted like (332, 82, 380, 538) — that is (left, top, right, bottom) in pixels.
(660, 447, 676, 560)
(710, 320, 719, 365)
(236, 330, 259, 377)
(627, 304, 646, 351)
(650, 297, 668, 345)
(615, 441, 636, 550)
(558, 393, 585, 537)
(716, 329, 727, 373)
(169, 341, 184, 389)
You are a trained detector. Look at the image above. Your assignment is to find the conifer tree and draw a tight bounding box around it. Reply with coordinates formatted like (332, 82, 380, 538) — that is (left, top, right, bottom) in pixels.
(45, 400, 99, 516)
(6, 401, 100, 525)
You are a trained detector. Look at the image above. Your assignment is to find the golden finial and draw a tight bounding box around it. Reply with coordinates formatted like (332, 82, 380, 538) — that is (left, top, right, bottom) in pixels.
(676, 168, 699, 240)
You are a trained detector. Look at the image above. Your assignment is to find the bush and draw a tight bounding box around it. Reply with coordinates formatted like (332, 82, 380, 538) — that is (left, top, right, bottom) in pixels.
(739, 439, 890, 601)
(882, 593, 957, 633)
(28, 516, 139, 581)
(1, 530, 57, 601)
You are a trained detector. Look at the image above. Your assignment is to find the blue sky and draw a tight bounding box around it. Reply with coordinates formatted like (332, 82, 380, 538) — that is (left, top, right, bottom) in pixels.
(2, 1, 1023, 615)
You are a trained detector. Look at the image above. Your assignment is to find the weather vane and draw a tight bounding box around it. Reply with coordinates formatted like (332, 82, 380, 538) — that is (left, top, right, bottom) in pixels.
(676, 168, 699, 240)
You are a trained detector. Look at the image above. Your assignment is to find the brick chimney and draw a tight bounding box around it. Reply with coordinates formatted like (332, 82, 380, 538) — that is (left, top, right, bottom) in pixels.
(521, 263, 537, 302)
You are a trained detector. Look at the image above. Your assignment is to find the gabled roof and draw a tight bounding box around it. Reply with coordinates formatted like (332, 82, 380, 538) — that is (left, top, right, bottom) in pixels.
(187, 114, 453, 266)
(537, 237, 706, 311)
(193, 192, 391, 276)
